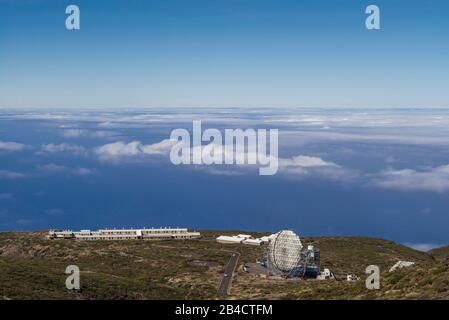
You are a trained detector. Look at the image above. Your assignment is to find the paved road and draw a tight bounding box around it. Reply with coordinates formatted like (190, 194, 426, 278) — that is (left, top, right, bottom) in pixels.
(217, 252, 240, 296)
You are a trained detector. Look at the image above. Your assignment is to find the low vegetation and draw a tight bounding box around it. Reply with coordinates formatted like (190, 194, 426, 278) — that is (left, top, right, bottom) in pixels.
(0, 231, 447, 299)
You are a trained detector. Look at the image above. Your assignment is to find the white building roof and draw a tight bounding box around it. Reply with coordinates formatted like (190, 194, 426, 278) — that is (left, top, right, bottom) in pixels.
(259, 234, 276, 242)
(237, 234, 252, 239)
(216, 236, 244, 243)
(242, 238, 263, 245)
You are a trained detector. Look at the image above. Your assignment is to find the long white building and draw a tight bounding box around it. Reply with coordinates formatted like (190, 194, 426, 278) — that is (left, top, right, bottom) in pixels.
(48, 227, 201, 240)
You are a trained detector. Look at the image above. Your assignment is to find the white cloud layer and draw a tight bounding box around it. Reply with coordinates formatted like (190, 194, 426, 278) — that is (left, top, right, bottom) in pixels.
(373, 165, 449, 193)
(95, 139, 177, 161)
(72, 167, 95, 176)
(279, 155, 338, 168)
(94, 138, 354, 180)
(35, 163, 96, 177)
(62, 129, 116, 138)
(277, 155, 357, 182)
(0, 141, 29, 152)
(9, 108, 449, 192)
(40, 143, 87, 155)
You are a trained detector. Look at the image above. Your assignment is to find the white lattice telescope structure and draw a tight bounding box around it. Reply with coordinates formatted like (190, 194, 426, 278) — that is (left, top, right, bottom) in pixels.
(267, 230, 303, 276)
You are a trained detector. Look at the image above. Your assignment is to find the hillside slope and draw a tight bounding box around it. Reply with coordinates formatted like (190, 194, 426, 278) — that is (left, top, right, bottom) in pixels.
(429, 246, 449, 261)
(0, 231, 447, 300)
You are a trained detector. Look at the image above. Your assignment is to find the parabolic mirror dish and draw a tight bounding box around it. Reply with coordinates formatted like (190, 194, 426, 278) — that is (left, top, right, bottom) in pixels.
(267, 230, 303, 275)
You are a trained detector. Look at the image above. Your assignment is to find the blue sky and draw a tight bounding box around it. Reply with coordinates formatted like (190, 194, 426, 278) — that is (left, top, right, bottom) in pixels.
(1, 0, 449, 107)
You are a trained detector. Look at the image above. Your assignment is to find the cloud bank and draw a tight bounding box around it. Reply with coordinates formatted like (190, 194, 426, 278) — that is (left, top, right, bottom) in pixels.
(373, 165, 449, 193)
(95, 139, 178, 161)
(0, 141, 29, 152)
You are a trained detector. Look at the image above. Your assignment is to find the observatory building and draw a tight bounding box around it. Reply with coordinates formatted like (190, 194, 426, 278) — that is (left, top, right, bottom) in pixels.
(267, 230, 320, 278)
(47, 227, 201, 240)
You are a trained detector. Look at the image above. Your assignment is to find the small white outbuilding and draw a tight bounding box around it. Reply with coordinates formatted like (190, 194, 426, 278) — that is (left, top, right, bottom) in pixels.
(389, 260, 415, 272)
(216, 235, 244, 244)
(242, 238, 263, 246)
